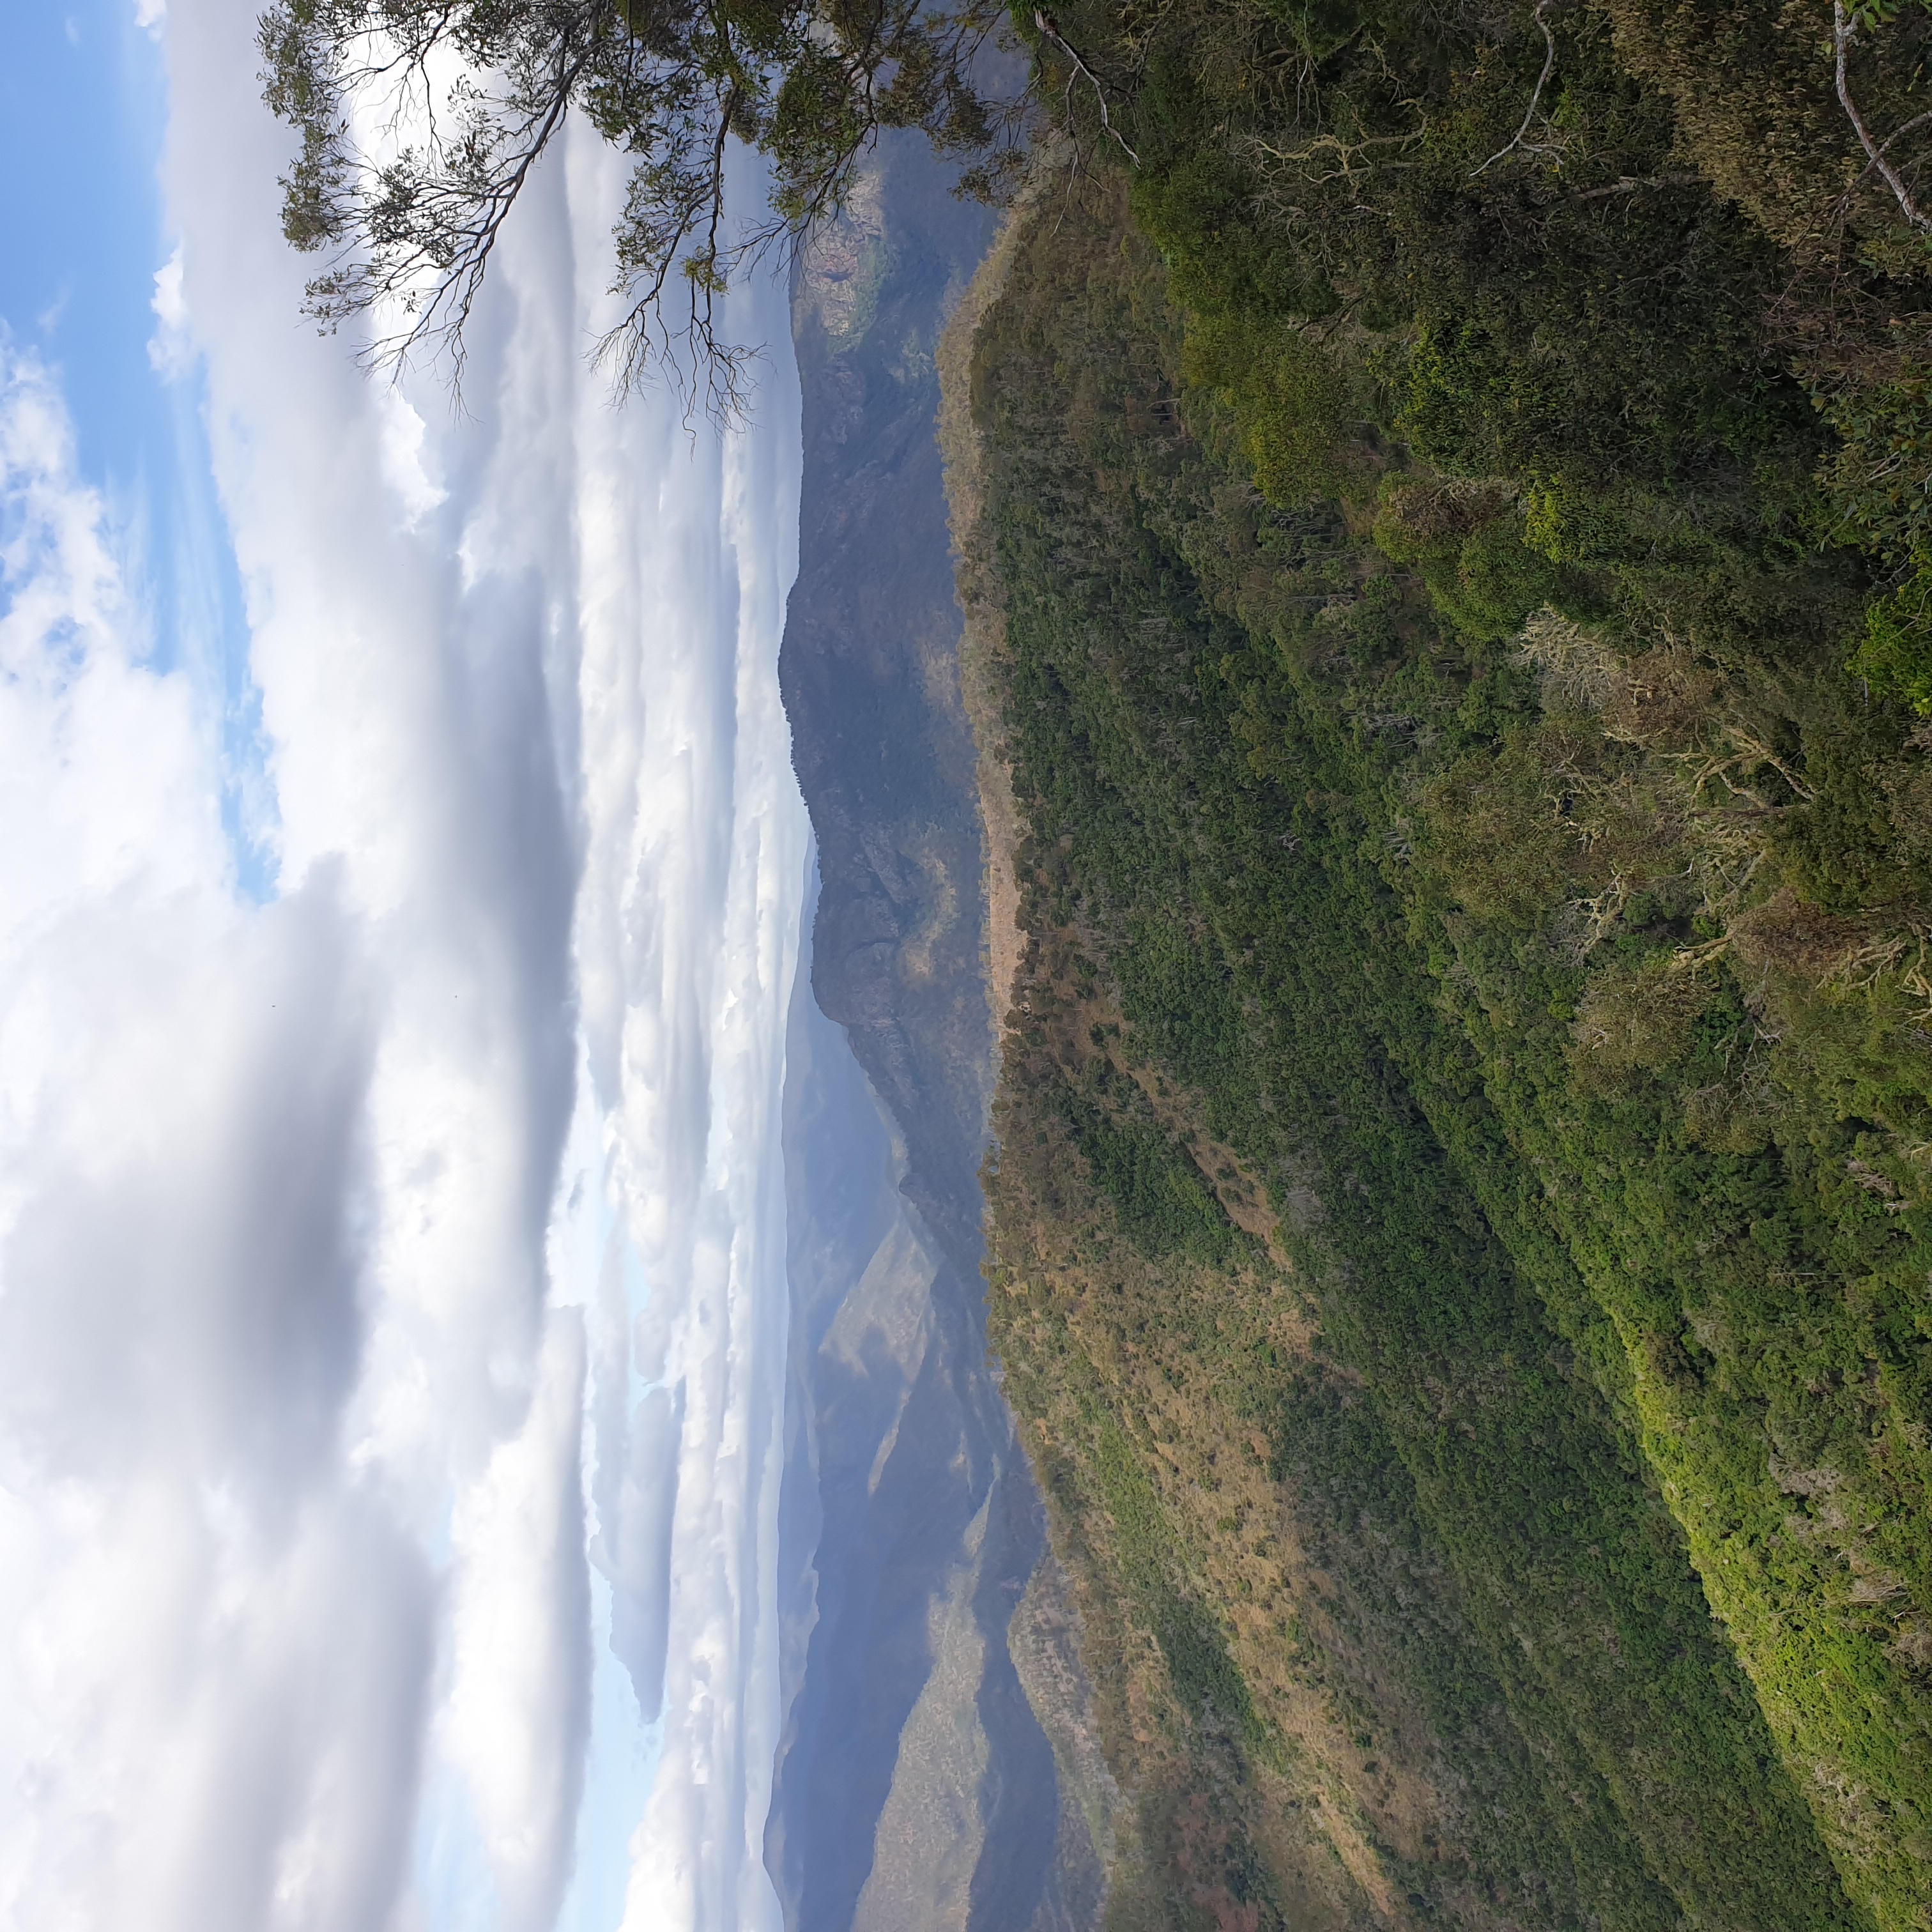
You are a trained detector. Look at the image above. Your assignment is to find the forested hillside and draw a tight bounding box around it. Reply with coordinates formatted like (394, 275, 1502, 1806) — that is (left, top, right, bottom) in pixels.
(944, 2, 1932, 1922)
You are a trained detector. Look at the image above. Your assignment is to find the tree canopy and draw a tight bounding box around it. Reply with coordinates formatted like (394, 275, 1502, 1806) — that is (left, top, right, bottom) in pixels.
(258, 0, 1020, 399)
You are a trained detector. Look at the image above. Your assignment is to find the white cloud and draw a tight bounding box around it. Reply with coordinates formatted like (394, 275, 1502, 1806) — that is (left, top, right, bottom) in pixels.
(150, 243, 191, 379)
(377, 389, 448, 530)
(441, 1310, 592, 1932)
(0, 342, 211, 928)
(556, 129, 808, 1932)
(0, 4, 812, 1930)
(0, 341, 425, 1932)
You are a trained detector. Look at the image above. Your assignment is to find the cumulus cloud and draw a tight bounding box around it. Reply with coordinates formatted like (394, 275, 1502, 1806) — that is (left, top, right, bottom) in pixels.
(149, 244, 190, 379)
(0, 3, 811, 1929)
(0, 338, 427, 1932)
(441, 1310, 593, 1932)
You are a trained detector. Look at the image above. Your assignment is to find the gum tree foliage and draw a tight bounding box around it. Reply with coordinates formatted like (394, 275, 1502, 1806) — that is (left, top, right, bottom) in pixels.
(258, 0, 1019, 399)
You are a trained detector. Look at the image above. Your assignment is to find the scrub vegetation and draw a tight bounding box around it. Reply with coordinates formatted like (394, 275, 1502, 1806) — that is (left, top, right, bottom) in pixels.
(946, 0, 1932, 1913)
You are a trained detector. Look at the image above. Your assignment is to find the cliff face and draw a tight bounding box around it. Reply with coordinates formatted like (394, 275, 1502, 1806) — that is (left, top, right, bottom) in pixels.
(765, 132, 1104, 1932)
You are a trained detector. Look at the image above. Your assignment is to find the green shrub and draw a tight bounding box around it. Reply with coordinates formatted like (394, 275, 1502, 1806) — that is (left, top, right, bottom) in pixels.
(1059, 1082, 1245, 1262)
(1851, 555, 1932, 714)
(1182, 310, 1368, 508)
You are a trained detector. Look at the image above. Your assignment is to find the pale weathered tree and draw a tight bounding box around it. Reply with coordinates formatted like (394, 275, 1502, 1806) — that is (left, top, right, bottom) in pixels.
(258, 0, 1023, 401)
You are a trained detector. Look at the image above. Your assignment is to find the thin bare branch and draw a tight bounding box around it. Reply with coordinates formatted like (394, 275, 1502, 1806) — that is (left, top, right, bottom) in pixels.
(1833, 0, 1932, 231)
(1034, 10, 1138, 167)
(1469, 0, 1556, 180)
(1571, 171, 1700, 202)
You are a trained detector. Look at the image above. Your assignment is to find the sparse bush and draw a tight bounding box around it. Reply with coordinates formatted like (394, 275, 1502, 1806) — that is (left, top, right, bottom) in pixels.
(1422, 726, 1597, 924)
(1728, 887, 1871, 985)
(1682, 1079, 1778, 1154)
(1372, 477, 1517, 558)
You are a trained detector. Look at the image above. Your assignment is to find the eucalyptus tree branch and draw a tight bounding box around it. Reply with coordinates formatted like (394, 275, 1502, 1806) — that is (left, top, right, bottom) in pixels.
(1832, 0, 1932, 231)
(259, 0, 1022, 407)
(1033, 10, 1139, 167)
(1469, 0, 1557, 179)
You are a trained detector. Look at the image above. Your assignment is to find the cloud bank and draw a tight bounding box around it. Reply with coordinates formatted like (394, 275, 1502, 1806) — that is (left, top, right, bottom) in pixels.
(0, 3, 808, 1928)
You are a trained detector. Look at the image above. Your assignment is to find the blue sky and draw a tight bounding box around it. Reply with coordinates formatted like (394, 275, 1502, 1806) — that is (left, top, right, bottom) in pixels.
(1, 3, 169, 486)
(1, 0, 271, 894)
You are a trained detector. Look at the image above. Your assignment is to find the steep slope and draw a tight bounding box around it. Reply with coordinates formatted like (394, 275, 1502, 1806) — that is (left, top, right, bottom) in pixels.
(947, 172, 1929, 1928)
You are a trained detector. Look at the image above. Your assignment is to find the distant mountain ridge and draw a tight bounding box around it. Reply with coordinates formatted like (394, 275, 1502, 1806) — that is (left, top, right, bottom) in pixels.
(764, 128, 1106, 1932)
